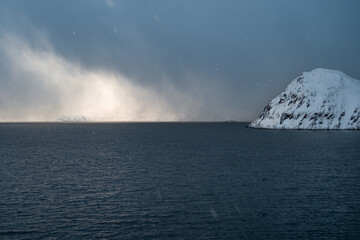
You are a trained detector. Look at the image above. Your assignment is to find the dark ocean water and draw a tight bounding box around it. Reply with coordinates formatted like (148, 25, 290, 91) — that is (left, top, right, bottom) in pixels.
(0, 123, 359, 239)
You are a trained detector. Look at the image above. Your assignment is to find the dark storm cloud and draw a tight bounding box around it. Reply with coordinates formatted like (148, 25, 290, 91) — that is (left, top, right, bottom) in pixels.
(0, 0, 360, 121)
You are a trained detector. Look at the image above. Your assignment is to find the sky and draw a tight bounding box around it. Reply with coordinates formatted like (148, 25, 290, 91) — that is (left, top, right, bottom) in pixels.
(0, 0, 359, 121)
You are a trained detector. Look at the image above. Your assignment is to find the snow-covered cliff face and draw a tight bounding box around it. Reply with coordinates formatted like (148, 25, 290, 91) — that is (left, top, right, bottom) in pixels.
(249, 69, 360, 129)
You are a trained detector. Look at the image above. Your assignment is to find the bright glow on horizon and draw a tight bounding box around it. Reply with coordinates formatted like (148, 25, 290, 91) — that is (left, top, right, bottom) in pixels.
(0, 34, 185, 122)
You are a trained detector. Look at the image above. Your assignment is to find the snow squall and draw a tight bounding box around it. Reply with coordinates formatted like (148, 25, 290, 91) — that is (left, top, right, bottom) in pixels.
(249, 68, 360, 129)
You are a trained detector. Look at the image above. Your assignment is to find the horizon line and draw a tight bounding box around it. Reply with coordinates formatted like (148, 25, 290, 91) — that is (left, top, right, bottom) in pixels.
(0, 120, 251, 124)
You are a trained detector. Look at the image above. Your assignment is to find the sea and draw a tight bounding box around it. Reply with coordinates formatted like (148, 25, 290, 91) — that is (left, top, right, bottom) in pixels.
(0, 122, 359, 239)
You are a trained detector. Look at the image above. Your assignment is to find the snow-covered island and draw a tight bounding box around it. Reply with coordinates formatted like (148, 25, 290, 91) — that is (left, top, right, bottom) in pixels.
(249, 68, 360, 129)
(57, 115, 89, 122)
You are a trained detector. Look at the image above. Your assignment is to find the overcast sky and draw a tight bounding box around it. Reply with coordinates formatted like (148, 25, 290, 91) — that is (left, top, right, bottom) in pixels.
(0, 0, 359, 121)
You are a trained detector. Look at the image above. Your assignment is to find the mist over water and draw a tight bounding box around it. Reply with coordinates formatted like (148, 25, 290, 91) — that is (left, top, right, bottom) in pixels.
(0, 33, 244, 122)
(0, 34, 184, 121)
